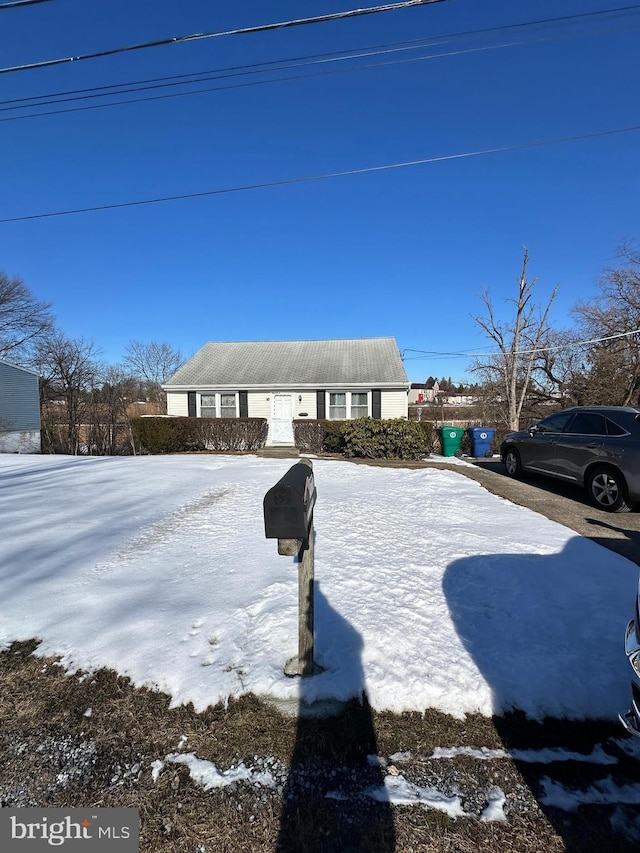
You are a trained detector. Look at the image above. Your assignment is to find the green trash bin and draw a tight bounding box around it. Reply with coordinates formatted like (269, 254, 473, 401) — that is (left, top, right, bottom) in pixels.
(440, 425, 465, 457)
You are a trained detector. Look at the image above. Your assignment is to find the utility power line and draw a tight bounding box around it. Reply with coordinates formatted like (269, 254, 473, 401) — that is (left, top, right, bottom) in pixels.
(0, 0, 53, 8)
(403, 328, 640, 361)
(0, 0, 446, 76)
(1, 123, 638, 224)
(2, 35, 621, 124)
(3, 15, 639, 123)
(3, 4, 638, 116)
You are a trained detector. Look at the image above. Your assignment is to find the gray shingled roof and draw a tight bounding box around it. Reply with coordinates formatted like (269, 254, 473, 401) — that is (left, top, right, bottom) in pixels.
(164, 338, 408, 388)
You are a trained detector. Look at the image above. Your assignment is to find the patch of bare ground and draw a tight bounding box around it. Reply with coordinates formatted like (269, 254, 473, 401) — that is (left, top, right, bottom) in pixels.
(1, 640, 639, 852)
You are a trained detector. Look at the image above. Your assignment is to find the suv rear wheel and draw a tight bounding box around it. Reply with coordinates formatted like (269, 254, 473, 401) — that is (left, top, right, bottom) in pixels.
(586, 466, 633, 513)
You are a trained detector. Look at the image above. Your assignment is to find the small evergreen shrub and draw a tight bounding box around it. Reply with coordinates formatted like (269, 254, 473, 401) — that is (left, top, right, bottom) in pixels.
(322, 420, 348, 453)
(341, 418, 431, 460)
(460, 429, 472, 456)
(414, 420, 433, 449)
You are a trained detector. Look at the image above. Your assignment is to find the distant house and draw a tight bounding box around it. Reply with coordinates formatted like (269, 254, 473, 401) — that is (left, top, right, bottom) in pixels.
(408, 383, 436, 404)
(162, 337, 410, 446)
(0, 359, 41, 453)
(409, 382, 477, 407)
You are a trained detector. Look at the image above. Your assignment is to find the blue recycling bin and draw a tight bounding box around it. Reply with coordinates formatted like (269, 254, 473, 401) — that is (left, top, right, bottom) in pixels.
(469, 427, 496, 458)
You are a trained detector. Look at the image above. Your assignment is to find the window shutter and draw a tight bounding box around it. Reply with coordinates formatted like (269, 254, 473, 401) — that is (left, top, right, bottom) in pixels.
(372, 390, 382, 419)
(316, 390, 326, 420)
(239, 391, 248, 418)
(187, 392, 196, 417)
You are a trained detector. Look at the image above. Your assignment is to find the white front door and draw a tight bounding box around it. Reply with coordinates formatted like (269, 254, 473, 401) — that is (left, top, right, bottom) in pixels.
(271, 393, 294, 444)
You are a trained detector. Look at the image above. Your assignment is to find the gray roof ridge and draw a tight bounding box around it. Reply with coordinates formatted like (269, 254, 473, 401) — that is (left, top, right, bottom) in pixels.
(201, 336, 397, 344)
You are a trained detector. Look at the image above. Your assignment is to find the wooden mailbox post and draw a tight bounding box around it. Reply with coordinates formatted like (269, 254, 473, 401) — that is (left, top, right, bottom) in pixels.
(263, 458, 320, 677)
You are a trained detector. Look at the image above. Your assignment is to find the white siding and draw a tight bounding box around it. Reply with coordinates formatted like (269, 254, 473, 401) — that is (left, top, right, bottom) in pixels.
(248, 391, 316, 419)
(294, 391, 317, 419)
(166, 391, 189, 417)
(248, 391, 275, 445)
(381, 389, 408, 419)
(247, 392, 270, 420)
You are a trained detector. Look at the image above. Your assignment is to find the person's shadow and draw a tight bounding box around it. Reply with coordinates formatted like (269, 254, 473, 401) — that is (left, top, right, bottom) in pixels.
(277, 581, 396, 852)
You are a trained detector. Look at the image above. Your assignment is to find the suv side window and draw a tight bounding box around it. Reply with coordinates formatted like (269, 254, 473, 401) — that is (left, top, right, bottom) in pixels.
(566, 412, 607, 435)
(605, 418, 627, 436)
(537, 413, 573, 433)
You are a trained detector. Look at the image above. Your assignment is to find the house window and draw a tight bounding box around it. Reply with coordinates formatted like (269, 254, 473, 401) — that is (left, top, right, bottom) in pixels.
(199, 392, 238, 418)
(351, 392, 368, 419)
(329, 392, 347, 419)
(327, 391, 370, 419)
(220, 393, 237, 418)
(200, 393, 217, 418)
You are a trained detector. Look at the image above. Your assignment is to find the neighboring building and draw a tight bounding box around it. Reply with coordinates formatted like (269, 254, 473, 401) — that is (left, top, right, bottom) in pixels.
(163, 337, 410, 446)
(0, 359, 41, 453)
(409, 383, 477, 407)
(409, 383, 436, 404)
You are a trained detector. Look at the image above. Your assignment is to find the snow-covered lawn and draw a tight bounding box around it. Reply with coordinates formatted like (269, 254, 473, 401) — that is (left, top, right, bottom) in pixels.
(1, 453, 637, 723)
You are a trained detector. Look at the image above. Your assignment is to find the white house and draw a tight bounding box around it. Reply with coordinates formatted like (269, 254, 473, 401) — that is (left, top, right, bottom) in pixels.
(0, 359, 41, 453)
(162, 337, 410, 446)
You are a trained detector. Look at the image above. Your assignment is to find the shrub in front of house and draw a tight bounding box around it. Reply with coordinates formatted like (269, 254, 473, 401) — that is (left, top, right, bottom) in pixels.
(293, 420, 325, 453)
(322, 420, 348, 453)
(131, 417, 268, 454)
(341, 417, 431, 460)
(130, 417, 193, 454)
(414, 420, 433, 450)
(293, 419, 348, 454)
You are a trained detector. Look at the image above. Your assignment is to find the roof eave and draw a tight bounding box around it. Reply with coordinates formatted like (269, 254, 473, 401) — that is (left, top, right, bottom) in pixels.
(0, 359, 41, 377)
(163, 381, 410, 391)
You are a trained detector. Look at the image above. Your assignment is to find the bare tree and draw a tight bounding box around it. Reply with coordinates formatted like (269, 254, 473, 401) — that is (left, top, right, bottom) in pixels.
(89, 366, 139, 455)
(573, 242, 640, 406)
(35, 331, 101, 454)
(0, 272, 53, 361)
(123, 340, 183, 411)
(539, 329, 591, 407)
(472, 248, 558, 430)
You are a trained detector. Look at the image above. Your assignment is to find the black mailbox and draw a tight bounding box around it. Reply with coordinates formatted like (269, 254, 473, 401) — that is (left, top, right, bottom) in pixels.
(263, 462, 317, 540)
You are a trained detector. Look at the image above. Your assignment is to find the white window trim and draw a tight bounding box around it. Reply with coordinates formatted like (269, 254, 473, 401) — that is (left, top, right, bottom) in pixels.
(198, 391, 239, 418)
(326, 390, 371, 420)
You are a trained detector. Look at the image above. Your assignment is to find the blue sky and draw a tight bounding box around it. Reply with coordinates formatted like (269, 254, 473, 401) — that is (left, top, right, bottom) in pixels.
(1, 0, 638, 382)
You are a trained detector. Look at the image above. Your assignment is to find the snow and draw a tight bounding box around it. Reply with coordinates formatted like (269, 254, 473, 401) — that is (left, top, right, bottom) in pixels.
(146, 743, 640, 819)
(151, 754, 277, 791)
(479, 787, 508, 822)
(362, 776, 467, 816)
(0, 453, 638, 722)
(429, 745, 619, 764)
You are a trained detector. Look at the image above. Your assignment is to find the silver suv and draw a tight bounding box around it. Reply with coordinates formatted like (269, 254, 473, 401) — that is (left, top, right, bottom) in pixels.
(500, 406, 640, 512)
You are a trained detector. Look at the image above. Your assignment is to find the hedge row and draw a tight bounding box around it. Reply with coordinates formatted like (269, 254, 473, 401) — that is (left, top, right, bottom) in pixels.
(131, 417, 268, 454)
(132, 416, 437, 459)
(294, 418, 433, 460)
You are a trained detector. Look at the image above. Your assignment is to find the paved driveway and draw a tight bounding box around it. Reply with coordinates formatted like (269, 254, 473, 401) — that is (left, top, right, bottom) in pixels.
(456, 458, 640, 567)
